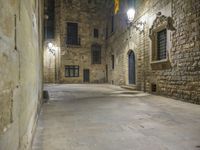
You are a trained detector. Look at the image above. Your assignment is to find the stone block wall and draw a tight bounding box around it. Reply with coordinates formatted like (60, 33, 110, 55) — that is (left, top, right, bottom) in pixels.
(106, 0, 200, 104)
(43, 0, 200, 103)
(155, 0, 200, 103)
(59, 0, 108, 83)
(0, 0, 44, 149)
(44, 0, 108, 83)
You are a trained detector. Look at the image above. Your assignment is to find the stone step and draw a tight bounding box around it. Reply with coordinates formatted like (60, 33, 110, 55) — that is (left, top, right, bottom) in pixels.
(121, 85, 137, 90)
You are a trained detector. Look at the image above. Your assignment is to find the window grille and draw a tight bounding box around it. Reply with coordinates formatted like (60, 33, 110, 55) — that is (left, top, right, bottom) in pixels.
(157, 29, 167, 60)
(65, 65, 79, 77)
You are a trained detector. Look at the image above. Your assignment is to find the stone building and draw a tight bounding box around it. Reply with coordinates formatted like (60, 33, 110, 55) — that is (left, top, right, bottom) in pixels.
(44, 0, 200, 104)
(0, 0, 200, 150)
(105, 0, 200, 104)
(0, 0, 44, 149)
(44, 0, 109, 83)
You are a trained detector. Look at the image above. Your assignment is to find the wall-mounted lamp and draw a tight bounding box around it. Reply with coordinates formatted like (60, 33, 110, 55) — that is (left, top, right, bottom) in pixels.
(126, 7, 147, 92)
(47, 42, 56, 55)
(127, 8, 146, 32)
(47, 42, 58, 82)
(127, 8, 135, 23)
(48, 42, 53, 49)
(136, 21, 146, 32)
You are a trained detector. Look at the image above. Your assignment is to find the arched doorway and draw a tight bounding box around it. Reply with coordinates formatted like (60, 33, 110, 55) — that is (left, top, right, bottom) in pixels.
(128, 50, 136, 84)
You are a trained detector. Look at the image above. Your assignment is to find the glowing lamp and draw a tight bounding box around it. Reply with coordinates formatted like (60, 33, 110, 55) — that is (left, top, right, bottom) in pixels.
(47, 42, 53, 49)
(127, 8, 135, 23)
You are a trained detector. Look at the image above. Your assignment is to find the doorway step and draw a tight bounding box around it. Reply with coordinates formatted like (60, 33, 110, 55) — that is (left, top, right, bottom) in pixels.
(121, 85, 137, 90)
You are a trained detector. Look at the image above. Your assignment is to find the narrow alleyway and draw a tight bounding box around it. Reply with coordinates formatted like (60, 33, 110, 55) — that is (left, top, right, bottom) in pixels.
(32, 84, 200, 150)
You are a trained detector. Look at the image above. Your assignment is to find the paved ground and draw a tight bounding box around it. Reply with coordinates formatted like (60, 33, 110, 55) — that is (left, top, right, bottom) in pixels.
(32, 84, 200, 150)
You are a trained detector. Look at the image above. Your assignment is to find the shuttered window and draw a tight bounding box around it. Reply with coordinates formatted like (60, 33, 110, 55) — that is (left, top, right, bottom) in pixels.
(67, 22, 79, 45)
(94, 28, 99, 38)
(111, 15, 114, 33)
(91, 44, 101, 64)
(111, 55, 114, 69)
(65, 65, 79, 77)
(157, 29, 167, 60)
(45, 0, 55, 39)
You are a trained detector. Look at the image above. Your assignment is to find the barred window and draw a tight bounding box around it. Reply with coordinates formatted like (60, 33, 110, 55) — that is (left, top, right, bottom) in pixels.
(91, 44, 101, 64)
(157, 29, 167, 60)
(65, 65, 79, 77)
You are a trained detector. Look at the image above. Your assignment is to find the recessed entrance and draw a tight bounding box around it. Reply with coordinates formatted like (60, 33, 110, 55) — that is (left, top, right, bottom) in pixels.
(128, 50, 136, 84)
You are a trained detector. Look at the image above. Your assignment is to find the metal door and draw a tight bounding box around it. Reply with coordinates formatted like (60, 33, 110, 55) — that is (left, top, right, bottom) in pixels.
(83, 69, 90, 82)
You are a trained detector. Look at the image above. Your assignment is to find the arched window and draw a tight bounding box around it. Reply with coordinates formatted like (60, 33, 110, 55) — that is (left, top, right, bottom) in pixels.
(91, 44, 101, 64)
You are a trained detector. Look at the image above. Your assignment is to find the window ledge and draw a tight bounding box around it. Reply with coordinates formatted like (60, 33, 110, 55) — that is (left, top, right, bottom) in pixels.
(91, 63, 101, 65)
(150, 59, 171, 70)
(66, 44, 81, 48)
(150, 59, 168, 64)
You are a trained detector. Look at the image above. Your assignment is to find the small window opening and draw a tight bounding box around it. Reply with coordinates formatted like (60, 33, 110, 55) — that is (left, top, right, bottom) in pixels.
(151, 84, 157, 93)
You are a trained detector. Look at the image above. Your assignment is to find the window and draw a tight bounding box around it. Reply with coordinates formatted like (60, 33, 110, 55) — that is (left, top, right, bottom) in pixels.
(94, 28, 99, 38)
(111, 15, 114, 33)
(106, 25, 108, 39)
(157, 29, 167, 60)
(151, 83, 157, 93)
(91, 44, 101, 64)
(111, 55, 114, 69)
(66, 22, 79, 45)
(65, 65, 79, 77)
(67, 0, 72, 4)
(45, 0, 55, 39)
(149, 13, 175, 64)
(149, 13, 175, 69)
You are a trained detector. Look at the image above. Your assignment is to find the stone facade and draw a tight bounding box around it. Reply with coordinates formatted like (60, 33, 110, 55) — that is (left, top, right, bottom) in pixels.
(44, 0, 109, 83)
(44, 0, 200, 104)
(106, 0, 200, 104)
(0, 0, 44, 149)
